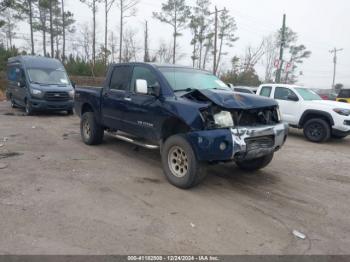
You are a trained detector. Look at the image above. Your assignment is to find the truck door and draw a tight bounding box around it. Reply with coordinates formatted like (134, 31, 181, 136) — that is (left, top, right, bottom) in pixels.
(274, 86, 300, 124)
(122, 65, 162, 141)
(101, 65, 133, 130)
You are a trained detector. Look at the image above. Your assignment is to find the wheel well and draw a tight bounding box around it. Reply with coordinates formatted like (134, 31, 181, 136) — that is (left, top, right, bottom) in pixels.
(161, 118, 191, 141)
(81, 103, 94, 115)
(300, 113, 333, 128)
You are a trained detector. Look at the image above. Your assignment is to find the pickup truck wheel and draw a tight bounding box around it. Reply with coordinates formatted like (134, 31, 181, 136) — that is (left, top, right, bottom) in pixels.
(81, 112, 104, 145)
(236, 153, 274, 171)
(162, 135, 207, 189)
(303, 118, 330, 143)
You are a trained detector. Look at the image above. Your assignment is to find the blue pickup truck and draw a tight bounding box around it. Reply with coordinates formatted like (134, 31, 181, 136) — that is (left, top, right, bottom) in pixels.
(74, 63, 288, 188)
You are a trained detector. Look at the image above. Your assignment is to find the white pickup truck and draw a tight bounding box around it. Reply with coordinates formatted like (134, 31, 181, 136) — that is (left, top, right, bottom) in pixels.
(256, 84, 350, 142)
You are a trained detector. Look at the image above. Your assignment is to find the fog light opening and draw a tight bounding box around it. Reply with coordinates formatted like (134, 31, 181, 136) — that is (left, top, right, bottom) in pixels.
(219, 142, 227, 151)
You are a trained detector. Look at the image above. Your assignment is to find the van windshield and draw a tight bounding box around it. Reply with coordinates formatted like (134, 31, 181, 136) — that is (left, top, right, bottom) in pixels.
(27, 68, 70, 85)
(159, 67, 230, 92)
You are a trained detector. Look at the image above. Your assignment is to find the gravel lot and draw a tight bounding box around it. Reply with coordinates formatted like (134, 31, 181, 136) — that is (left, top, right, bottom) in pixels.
(0, 100, 349, 255)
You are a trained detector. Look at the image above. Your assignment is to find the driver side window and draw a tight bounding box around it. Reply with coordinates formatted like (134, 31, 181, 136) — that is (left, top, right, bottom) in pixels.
(130, 66, 159, 93)
(274, 87, 297, 101)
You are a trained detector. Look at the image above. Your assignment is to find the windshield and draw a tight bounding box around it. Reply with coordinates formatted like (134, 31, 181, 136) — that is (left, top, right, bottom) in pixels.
(295, 88, 322, 101)
(159, 67, 230, 92)
(27, 68, 70, 85)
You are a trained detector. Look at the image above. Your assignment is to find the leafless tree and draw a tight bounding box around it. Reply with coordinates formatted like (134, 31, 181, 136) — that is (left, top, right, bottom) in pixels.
(104, 0, 116, 64)
(156, 41, 173, 64)
(116, 0, 139, 63)
(241, 40, 265, 72)
(0, 9, 17, 49)
(262, 35, 278, 83)
(121, 28, 138, 62)
(80, 0, 102, 67)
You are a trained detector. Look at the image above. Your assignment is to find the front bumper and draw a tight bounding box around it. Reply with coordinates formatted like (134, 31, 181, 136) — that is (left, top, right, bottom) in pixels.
(29, 98, 74, 111)
(187, 123, 288, 162)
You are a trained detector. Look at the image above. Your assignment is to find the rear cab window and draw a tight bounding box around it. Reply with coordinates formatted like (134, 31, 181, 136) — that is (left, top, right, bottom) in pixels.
(259, 86, 272, 97)
(109, 65, 133, 91)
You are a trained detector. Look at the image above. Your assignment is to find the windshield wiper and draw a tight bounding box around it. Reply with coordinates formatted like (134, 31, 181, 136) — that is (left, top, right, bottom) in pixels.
(174, 88, 195, 92)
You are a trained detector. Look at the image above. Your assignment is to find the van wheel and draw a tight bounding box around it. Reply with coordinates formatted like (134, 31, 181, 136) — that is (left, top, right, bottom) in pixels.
(25, 100, 33, 116)
(80, 112, 104, 145)
(10, 96, 17, 108)
(236, 153, 274, 171)
(161, 135, 207, 189)
(303, 118, 330, 143)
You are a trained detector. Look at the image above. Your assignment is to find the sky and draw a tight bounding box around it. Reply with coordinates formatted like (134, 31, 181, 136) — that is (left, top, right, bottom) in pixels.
(11, 0, 350, 89)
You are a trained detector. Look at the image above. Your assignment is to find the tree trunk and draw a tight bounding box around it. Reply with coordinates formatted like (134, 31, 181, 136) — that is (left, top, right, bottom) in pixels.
(61, 0, 66, 61)
(172, 7, 177, 64)
(215, 35, 224, 75)
(43, 30, 46, 56)
(49, 0, 54, 58)
(119, 0, 123, 63)
(28, 0, 34, 54)
(92, 0, 96, 67)
(105, 0, 108, 65)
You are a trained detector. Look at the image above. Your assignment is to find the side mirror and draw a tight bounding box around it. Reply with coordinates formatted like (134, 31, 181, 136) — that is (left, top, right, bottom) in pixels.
(135, 79, 148, 94)
(287, 94, 299, 101)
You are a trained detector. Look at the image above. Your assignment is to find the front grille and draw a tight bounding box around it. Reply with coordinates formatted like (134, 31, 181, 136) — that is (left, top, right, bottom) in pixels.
(245, 136, 274, 151)
(345, 120, 350, 126)
(44, 91, 70, 101)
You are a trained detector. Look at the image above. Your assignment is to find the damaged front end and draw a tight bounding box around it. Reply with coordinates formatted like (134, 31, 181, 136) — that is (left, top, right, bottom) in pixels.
(183, 89, 288, 162)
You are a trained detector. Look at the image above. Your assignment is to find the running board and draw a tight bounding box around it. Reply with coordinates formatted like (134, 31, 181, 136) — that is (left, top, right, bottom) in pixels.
(109, 132, 159, 150)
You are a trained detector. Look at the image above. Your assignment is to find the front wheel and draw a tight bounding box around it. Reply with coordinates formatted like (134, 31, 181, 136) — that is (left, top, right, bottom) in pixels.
(10, 96, 17, 108)
(303, 118, 330, 143)
(161, 135, 207, 189)
(25, 99, 33, 116)
(236, 153, 274, 171)
(80, 112, 104, 145)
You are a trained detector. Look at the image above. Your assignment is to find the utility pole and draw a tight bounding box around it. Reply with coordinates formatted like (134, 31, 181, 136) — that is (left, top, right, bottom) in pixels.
(329, 47, 343, 89)
(275, 14, 286, 83)
(144, 20, 150, 62)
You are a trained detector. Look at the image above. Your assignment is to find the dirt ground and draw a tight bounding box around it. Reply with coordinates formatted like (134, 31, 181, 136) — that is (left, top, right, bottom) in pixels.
(0, 100, 349, 255)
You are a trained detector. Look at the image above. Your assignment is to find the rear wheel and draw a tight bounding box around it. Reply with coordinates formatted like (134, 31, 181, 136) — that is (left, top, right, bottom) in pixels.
(161, 135, 207, 189)
(236, 153, 274, 171)
(303, 118, 330, 143)
(80, 112, 104, 145)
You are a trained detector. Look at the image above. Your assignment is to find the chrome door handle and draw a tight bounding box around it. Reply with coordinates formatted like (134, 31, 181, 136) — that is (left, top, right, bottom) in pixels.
(124, 97, 132, 101)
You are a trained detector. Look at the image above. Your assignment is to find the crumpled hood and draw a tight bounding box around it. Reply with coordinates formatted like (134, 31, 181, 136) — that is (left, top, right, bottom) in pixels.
(184, 88, 278, 109)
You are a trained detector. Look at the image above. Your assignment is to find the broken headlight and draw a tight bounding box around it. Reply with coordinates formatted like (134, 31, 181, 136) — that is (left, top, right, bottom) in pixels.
(213, 111, 234, 128)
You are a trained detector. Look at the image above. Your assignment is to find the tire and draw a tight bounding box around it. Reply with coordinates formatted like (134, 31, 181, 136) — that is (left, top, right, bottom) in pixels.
(236, 153, 274, 171)
(303, 118, 331, 143)
(25, 99, 34, 116)
(10, 95, 17, 108)
(67, 109, 74, 115)
(80, 112, 104, 145)
(161, 135, 207, 189)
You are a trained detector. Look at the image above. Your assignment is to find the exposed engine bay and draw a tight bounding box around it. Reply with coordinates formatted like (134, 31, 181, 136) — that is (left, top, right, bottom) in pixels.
(183, 89, 281, 129)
